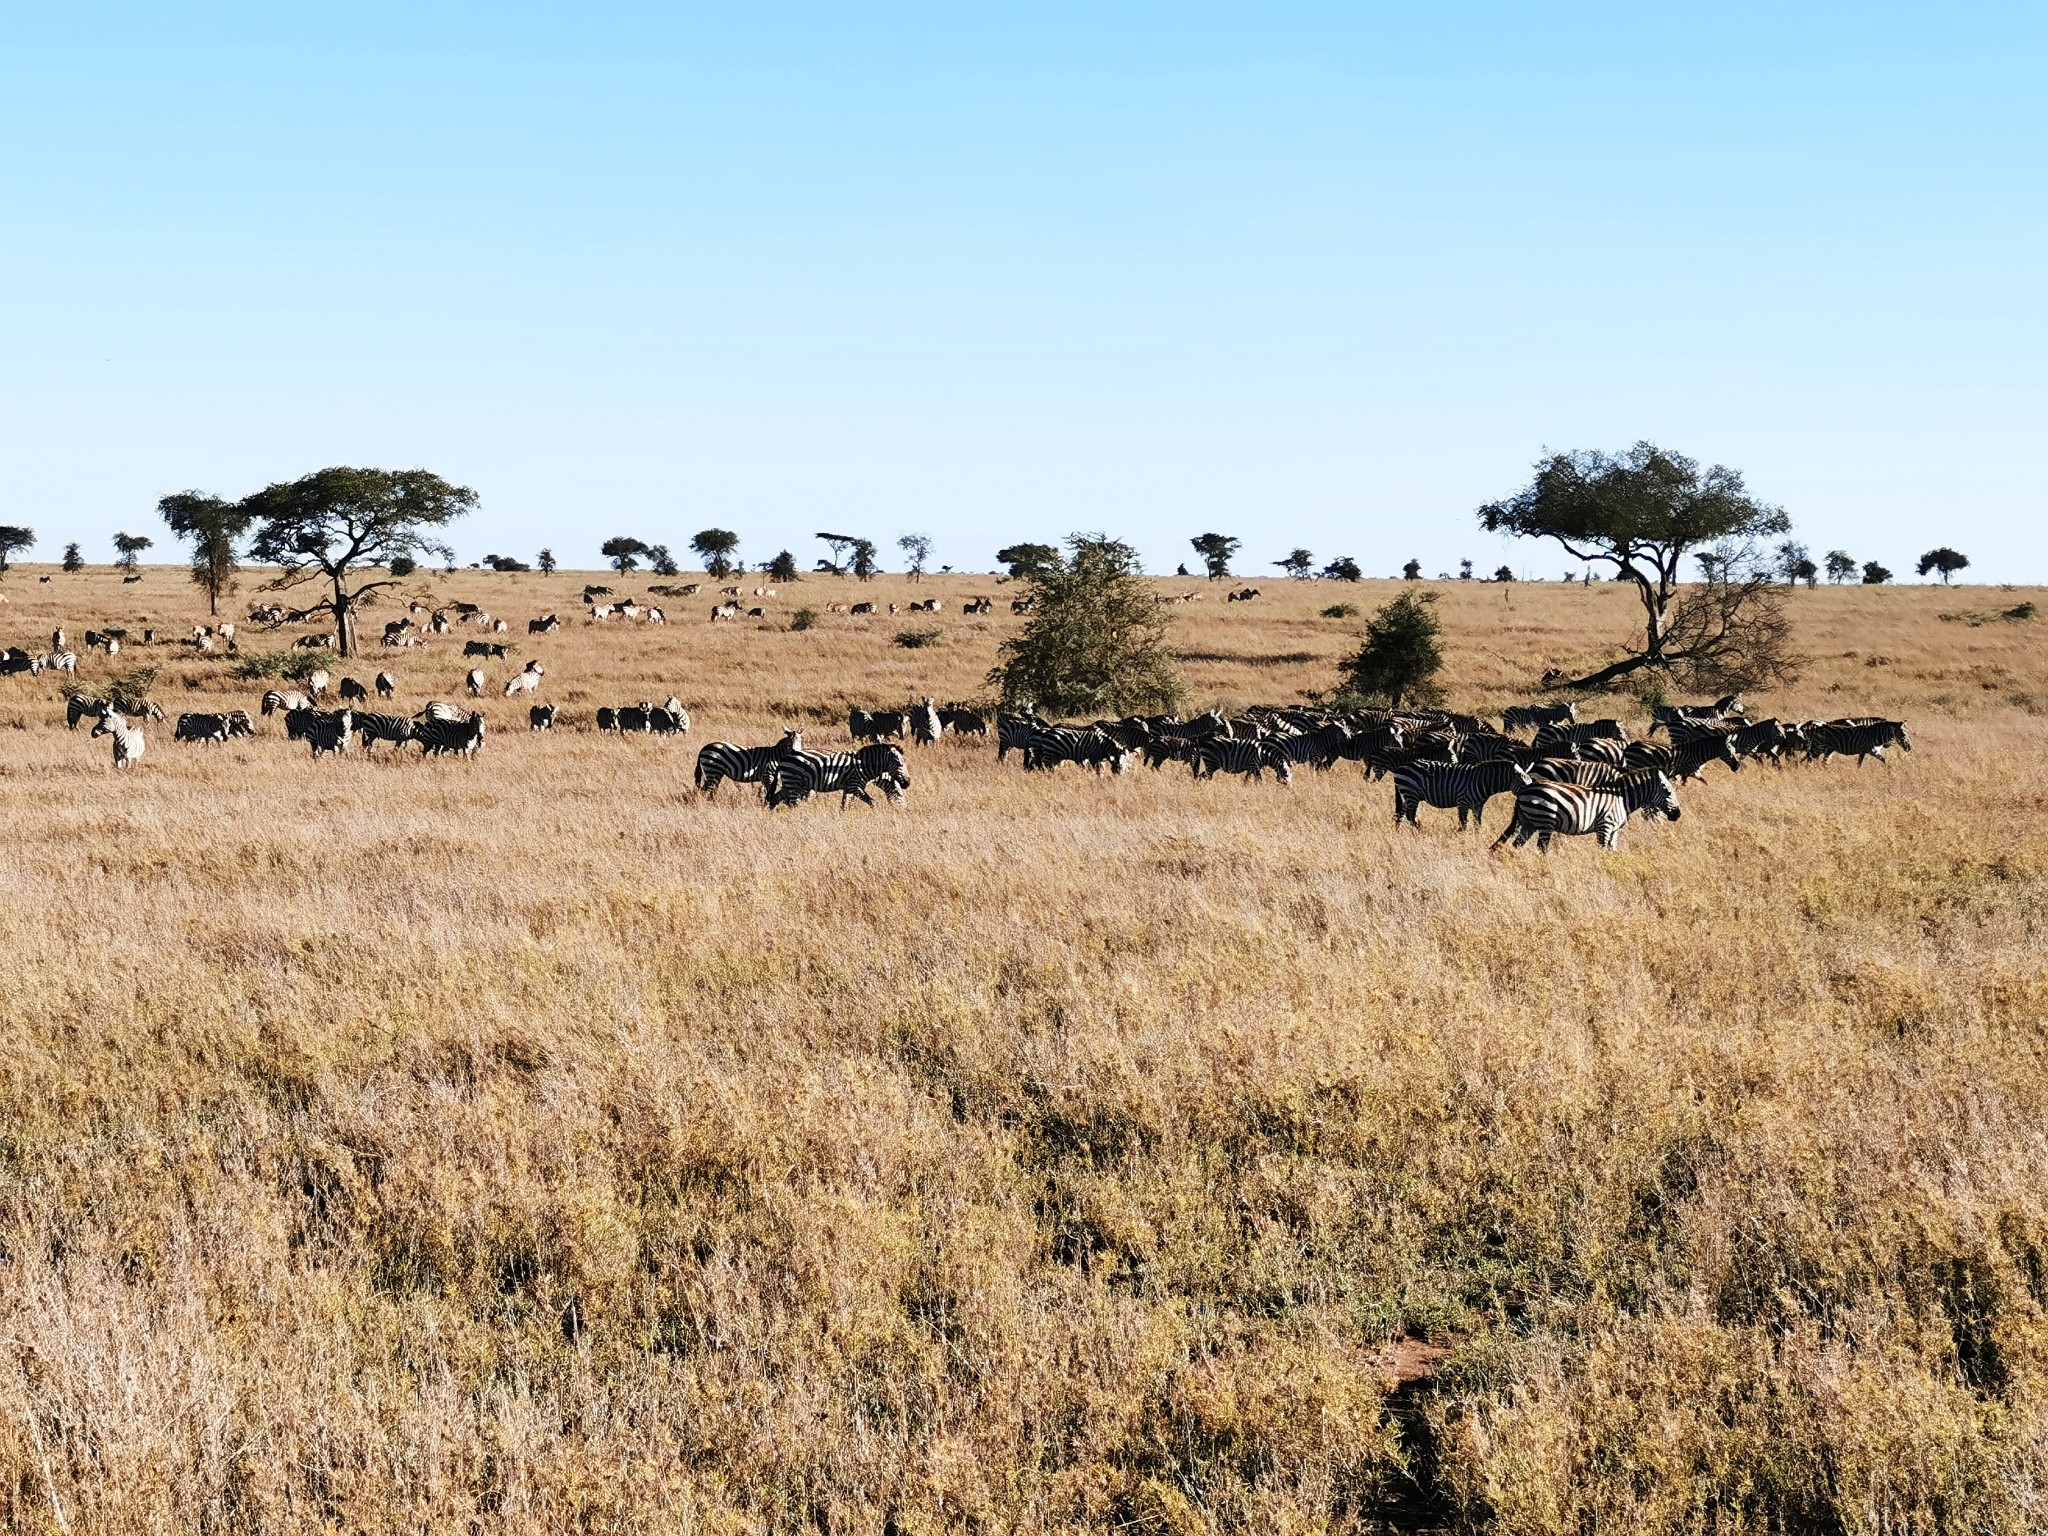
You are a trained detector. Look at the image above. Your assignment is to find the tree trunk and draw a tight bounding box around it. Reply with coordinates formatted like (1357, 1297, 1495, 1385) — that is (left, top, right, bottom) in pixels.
(333, 575, 352, 657)
(1556, 653, 1661, 691)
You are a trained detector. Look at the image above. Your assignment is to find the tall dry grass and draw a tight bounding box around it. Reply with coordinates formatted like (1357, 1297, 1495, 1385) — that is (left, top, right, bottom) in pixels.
(0, 566, 2045, 1532)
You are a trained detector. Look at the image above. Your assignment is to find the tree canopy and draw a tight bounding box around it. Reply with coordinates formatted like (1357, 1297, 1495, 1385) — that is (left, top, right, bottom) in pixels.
(850, 539, 879, 581)
(1274, 548, 1313, 579)
(61, 542, 83, 573)
(601, 536, 648, 573)
(1401, 559, 1422, 581)
(1479, 442, 1792, 688)
(1320, 556, 1362, 582)
(767, 550, 800, 583)
(537, 548, 557, 575)
(898, 533, 933, 581)
(1917, 547, 1969, 584)
(997, 543, 1060, 580)
(159, 492, 253, 614)
(691, 529, 740, 577)
(1825, 550, 1856, 583)
(1190, 533, 1239, 580)
(990, 534, 1184, 716)
(113, 532, 153, 573)
(1337, 591, 1444, 709)
(1862, 562, 1893, 585)
(0, 525, 33, 575)
(243, 466, 474, 654)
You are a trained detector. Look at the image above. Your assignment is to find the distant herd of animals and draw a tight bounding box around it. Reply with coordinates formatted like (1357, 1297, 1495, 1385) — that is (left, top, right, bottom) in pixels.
(13, 600, 1911, 841)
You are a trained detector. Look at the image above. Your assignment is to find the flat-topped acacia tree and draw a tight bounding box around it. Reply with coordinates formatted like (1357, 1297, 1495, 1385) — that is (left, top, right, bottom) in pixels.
(242, 467, 474, 656)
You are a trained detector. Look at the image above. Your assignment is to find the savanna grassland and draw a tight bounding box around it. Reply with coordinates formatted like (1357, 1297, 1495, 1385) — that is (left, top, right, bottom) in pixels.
(3, 565, 2046, 1534)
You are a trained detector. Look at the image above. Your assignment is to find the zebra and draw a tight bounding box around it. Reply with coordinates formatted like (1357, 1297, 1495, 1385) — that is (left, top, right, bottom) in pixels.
(463, 640, 508, 659)
(938, 705, 989, 736)
(42, 651, 77, 674)
(649, 700, 689, 734)
(1502, 701, 1575, 731)
(1191, 737, 1292, 784)
(1495, 771, 1681, 851)
(338, 676, 369, 702)
(595, 707, 618, 732)
(1649, 695, 1746, 736)
(909, 698, 941, 745)
(415, 711, 485, 757)
(354, 712, 415, 754)
(528, 614, 560, 634)
(261, 689, 313, 716)
(66, 694, 106, 730)
(1804, 719, 1911, 765)
(465, 668, 486, 698)
(850, 708, 907, 742)
(996, 712, 1048, 760)
(694, 730, 805, 797)
(1023, 726, 1130, 774)
(1269, 721, 1353, 771)
(90, 705, 145, 769)
(1621, 731, 1742, 780)
(616, 703, 653, 732)
(303, 709, 354, 756)
(766, 744, 909, 808)
(415, 700, 467, 724)
(375, 671, 396, 699)
(503, 661, 545, 698)
(1531, 720, 1628, 754)
(1391, 759, 1534, 829)
(529, 703, 558, 730)
(173, 712, 234, 745)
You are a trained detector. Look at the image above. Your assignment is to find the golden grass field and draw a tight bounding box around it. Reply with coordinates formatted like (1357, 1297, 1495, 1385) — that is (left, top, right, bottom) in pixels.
(2, 564, 2045, 1533)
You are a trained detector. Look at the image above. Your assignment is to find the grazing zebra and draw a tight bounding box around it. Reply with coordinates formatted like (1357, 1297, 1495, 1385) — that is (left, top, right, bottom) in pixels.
(1025, 726, 1131, 774)
(223, 710, 254, 738)
(1649, 694, 1746, 736)
(90, 705, 145, 769)
(503, 660, 545, 698)
(65, 694, 104, 730)
(1495, 771, 1681, 851)
(996, 712, 1048, 760)
(616, 703, 653, 732)
(595, 707, 618, 732)
(649, 700, 689, 734)
(1191, 737, 1292, 784)
(338, 676, 369, 702)
(375, 671, 396, 699)
(850, 708, 908, 742)
(42, 651, 77, 674)
(303, 709, 354, 756)
(1269, 721, 1353, 771)
(415, 711, 485, 757)
(910, 698, 941, 745)
(306, 669, 330, 698)
(173, 712, 233, 744)
(1337, 723, 1409, 778)
(463, 640, 509, 659)
(939, 705, 989, 736)
(465, 669, 486, 697)
(415, 700, 467, 724)
(529, 703, 558, 730)
(354, 712, 415, 754)
(1804, 719, 1911, 765)
(694, 731, 805, 797)
(1531, 719, 1628, 754)
(1622, 732, 1742, 780)
(528, 614, 560, 634)
(1502, 701, 1575, 731)
(261, 689, 313, 716)
(1391, 759, 1533, 829)
(767, 744, 909, 808)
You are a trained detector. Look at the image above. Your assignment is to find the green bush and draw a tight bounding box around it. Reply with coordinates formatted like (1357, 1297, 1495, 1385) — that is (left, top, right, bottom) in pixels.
(788, 607, 820, 633)
(1320, 603, 1359, 619)
(232, 651, 327, 683)
(894, 627, 942, 649)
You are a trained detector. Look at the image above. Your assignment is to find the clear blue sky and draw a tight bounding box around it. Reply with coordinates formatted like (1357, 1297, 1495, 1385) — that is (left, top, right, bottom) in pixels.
(3, 3, 2042, 579)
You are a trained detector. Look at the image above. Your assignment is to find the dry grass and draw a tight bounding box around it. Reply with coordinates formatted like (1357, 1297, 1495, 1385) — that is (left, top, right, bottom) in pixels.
(2, 565, 2046, 1533)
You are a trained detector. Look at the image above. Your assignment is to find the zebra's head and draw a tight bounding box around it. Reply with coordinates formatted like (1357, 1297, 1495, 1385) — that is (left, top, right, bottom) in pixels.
(1890, 721, 1913, 751)
(1650, 772, 1681, 820)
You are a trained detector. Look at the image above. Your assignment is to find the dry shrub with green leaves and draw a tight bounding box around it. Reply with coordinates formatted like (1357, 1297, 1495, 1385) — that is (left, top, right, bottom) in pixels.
(0, 566, 2044, 1532)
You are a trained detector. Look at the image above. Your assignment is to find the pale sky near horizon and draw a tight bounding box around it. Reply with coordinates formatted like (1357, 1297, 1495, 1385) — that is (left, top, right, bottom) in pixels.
(3, 3, 2043, 579)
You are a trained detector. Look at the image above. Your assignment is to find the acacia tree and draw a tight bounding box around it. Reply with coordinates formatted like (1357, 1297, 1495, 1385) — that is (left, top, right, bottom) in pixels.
(1320, 556, 1361, 582)
(1479, 442, 1792, 689)
(242, 467, 474, 656)
(1274, 548, 1314, 579)
(537, 548, 557, 575)
(1917, 547, 1969, 584)
(62, 542, 84, 573)
(1825, 550, 1857, 583)
(159, 492, 253, 614)
(646, 544, 680, 577)
(0, 526, 34, 574)
(1862, 561, 1893, 585)
(691, 529, 740, 577)
(1190, 533, 1239, 580)
(113, 532, 153, 574)
(1337, 590, 1444, 708)
(768, 550, 800, 582)
(1401, 559, 1422, 581)
(990, 534, 1184, 715)
(850, 539, 879, 581)
(601, 536, 648, 573)
(814, 532, 861, 575)
(898, 533, 933, 581)
(997, 543, 1060, 580)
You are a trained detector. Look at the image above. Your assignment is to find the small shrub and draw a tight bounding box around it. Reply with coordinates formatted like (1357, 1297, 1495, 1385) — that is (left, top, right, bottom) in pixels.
(788, 607, 819, 633)
(2004, 602, 2036, 621)
(1635, 679, 1670, 712)
(388, 555, 417, 578)
(1320, 603, 1359, 619)
(894, 627, 941, 649)
(233, 652, 326, 683)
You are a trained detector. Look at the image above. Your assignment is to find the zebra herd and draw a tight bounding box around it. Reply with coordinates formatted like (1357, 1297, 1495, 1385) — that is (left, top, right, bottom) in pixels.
(984, 696, 1913, 849)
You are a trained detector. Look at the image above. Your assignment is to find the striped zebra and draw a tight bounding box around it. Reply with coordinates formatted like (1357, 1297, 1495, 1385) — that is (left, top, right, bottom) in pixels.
(354, 712, 415, 754)
(767, 744, 909, 808)
(1191, 737, 1292, 784)
(1621, 731, 1742, 780)
(909, 699, 942, 745)
(1392, 759, 1533, 829)
(996, 712, 1048, 761)
(529, 703, 558, 730)
(1495, 770, 1681, 851)
(1502, 701, 1575, 731)
(303, 709, 354, 756)
(261, 689, 312, 716)
(1269, 721, 1353, 771)
(173, 712, 234, 744)
(1023, 726, 1130, 774)
(1531, 719, 1628, 753)
(1649, 694, 1745, 736)
(1338, 723, 1408, 778)
(694, 730, 805, 797)
(414, 711, 485, 757)
(938, 705, 989, 736)
(1803, 719, 1910, 765)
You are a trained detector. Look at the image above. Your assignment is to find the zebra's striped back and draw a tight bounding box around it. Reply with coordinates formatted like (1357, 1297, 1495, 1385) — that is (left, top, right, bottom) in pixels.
(1804, 719, 1910, 764)
(355, 712, 415, 752)
(1502, 702, 1575, 731)
(414, 713, 484, 757)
